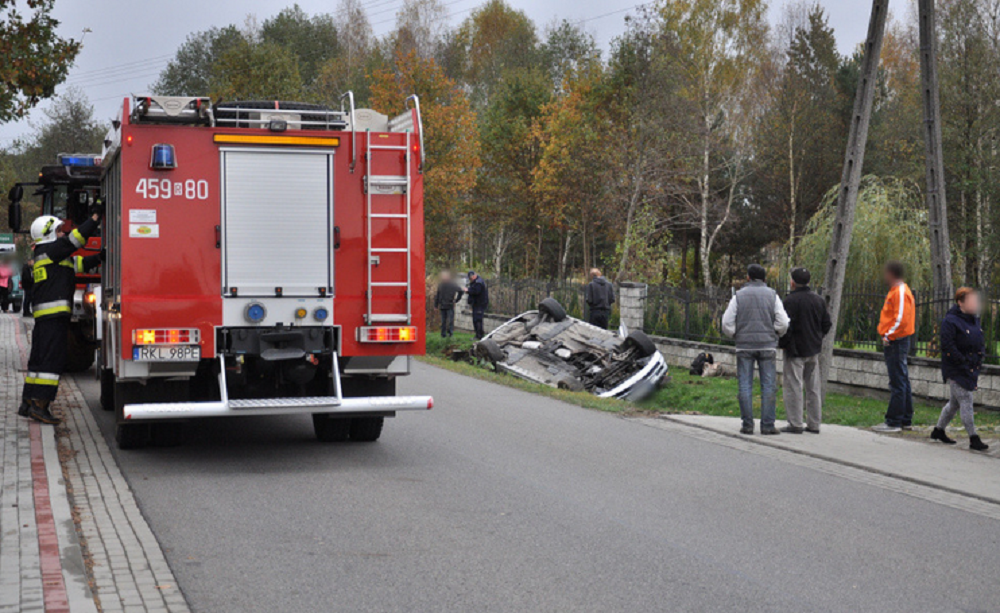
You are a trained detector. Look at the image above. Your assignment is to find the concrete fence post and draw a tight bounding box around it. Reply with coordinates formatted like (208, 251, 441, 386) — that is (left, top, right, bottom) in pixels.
(618, 282, 647, 333)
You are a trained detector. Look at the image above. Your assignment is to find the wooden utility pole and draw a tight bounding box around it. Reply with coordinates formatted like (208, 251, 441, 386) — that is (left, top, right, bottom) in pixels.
(918, 0, 953, 299)
(819, 0, 890, 395)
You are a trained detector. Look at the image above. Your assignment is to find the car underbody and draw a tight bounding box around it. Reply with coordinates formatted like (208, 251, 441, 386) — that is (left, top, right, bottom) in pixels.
(473, 298, 668, 401)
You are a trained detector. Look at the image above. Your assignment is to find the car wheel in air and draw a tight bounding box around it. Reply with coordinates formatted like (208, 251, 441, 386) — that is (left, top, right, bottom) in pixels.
(477, 338, 505, 363)
(554, 373, 585, 392)
(538, 297, 567, 322)
(624, 330, 657, 358)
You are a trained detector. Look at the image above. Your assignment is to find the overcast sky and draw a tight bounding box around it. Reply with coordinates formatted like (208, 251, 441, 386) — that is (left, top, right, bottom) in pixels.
(0, 0, 881, 145)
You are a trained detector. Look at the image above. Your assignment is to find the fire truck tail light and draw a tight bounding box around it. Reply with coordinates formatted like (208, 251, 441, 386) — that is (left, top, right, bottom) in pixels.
(358, 326, 417, 343)
(133, 329, 200, 345)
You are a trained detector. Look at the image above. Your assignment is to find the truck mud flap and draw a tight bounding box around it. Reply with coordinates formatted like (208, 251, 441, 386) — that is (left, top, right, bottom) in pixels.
(122, 355, 433, 421)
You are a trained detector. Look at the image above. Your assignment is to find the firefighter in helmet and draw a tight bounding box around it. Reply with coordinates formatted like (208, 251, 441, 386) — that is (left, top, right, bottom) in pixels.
(17, 205, 103, 424)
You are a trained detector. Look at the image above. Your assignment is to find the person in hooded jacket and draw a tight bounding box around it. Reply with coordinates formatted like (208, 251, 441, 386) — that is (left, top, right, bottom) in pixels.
(931, 287, 989, 451)
(584, 268, 615, 329)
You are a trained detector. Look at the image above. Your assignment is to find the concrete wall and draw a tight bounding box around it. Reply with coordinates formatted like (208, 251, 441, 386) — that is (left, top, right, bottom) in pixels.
(650, 335, 1000, 409)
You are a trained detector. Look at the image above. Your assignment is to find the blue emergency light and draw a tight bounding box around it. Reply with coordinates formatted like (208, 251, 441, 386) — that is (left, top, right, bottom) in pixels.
(58, 154, 100, 167)
(150, 144, 177, 170)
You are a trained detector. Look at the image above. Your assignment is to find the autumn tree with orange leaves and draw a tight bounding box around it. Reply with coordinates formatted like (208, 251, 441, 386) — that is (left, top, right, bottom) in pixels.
(370, 50, 481, 262)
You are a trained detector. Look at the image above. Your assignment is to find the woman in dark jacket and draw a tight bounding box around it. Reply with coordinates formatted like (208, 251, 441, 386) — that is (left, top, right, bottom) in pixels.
(931, 287, 989, 450)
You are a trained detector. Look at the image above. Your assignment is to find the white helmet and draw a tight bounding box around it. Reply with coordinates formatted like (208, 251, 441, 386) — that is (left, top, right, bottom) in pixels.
(31, 216, 63, 244)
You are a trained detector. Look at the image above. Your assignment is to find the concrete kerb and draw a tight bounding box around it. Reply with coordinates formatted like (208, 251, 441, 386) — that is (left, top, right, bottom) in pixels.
(40, 425, 98, 613)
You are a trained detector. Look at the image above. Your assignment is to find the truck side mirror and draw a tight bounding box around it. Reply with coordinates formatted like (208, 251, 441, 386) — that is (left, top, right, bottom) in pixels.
(7, 185, 23, 233)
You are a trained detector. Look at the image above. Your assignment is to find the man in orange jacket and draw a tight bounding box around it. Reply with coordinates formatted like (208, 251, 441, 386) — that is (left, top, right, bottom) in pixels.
(873, 261, 916, 433)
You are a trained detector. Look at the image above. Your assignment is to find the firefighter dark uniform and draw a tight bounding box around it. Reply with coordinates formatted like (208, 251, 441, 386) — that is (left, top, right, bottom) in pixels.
(18, 214, 102, 424)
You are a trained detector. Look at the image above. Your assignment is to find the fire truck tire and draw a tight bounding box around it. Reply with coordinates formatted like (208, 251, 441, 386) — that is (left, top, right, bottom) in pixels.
(313, 415, 351, 442)
(116, 424, 150, 450)
(66, 325, 95, 372)
(349, 417, 384, 442)
(538, 298, 567, 322)
(100, 368, 115, 411)
(114, 381, 150, 449)
(151, 423, 184, 447)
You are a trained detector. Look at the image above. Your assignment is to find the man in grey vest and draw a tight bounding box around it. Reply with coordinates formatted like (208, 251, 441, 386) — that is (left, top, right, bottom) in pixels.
(722, 264, 790, 435)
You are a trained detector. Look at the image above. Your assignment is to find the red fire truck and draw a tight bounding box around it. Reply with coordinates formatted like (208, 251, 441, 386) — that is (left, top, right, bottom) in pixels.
(7, 154, 104, 371)
(41, 94, 431, 448)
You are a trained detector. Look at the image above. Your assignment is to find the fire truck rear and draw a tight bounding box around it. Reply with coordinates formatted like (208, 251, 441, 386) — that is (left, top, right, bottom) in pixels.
(98, 94, 431, 449)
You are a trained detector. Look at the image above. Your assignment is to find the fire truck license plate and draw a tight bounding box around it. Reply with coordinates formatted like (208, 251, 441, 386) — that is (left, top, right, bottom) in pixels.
(133, 346, 200, 362)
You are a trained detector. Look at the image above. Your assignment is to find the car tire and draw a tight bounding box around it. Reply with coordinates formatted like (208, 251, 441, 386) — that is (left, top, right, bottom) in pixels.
(624, 330, 657, 358)
(538, 298, 567, 322)
(350, 417, 384, 442)
(314, 415, 351, 442)
(554, 374, 585, 392)
(477, 338, 505, 362)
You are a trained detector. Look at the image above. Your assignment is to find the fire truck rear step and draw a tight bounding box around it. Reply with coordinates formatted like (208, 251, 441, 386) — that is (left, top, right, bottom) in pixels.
(122, 356, 432, 420)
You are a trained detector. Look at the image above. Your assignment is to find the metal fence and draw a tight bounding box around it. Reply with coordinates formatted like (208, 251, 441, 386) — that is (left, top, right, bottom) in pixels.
(426, 278, 1000, 364)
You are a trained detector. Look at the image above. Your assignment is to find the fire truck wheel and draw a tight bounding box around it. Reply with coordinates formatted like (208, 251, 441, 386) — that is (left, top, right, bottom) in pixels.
(115, 424, 150, 450)
(100, 368, 115, 411)
(313, 415, 351, 442)
(349, 417, 384, 442)
(65, 326, 95, 372)
(151, 423, 184, 447)
(114, 381, 150, 449)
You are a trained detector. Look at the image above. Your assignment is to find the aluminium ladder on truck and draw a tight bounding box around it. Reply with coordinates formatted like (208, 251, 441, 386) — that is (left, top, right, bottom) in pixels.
(364, 127, 413, 325)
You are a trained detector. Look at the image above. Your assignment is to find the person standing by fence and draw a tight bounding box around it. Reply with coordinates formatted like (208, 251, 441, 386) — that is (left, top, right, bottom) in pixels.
(465, 271, 489, 339)
(584, 268, 615, 329)
(873, 261, 916, 433)
(434, 270, 462, 338)
(722, 264, 790, 435)
(20, 257, 33, 317)
(779, 268, 832, 434)
(930, 287, 989, 451)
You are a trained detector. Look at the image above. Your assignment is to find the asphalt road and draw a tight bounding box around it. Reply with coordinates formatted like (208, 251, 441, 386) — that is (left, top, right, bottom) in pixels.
(75, 362, 1000, 613)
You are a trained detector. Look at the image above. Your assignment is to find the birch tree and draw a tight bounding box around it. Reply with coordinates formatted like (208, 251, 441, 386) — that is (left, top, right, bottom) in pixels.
(657, 0, 769, 288)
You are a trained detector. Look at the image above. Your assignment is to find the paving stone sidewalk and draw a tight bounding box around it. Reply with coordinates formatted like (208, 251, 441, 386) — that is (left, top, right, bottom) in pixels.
(1, 314, 189, 613)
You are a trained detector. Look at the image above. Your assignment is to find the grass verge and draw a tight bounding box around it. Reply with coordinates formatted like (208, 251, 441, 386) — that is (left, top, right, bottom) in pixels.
(422, 332, 1000, 429)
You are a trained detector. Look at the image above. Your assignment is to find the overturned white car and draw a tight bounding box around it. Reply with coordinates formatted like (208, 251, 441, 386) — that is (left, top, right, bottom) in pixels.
(473, 298, 668, 401)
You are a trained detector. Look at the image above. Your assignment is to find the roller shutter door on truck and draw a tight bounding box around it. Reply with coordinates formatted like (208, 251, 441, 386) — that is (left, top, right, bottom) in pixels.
(221, 150, 333, 297)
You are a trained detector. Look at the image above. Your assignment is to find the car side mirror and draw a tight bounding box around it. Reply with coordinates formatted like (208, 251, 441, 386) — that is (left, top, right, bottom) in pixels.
(7, 185, 23, 233)
(8, 203, 21, 233)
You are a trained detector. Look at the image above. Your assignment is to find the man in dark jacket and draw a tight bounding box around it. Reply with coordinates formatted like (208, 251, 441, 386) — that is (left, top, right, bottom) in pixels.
(779, 267, 832, 434)
(20, 258, 33, 317)
(434, 270, 462, 338)
(465, 271, 489, 339)
(584, 268, 615, 329)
